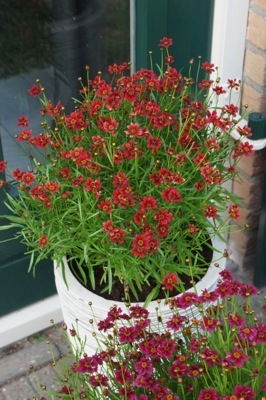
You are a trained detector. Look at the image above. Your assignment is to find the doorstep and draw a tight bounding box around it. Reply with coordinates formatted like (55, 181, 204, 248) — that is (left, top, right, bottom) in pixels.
(0, 295, 63, 348)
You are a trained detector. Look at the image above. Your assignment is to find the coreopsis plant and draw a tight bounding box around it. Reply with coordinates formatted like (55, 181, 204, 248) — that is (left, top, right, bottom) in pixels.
(0, 38, 253, 302)
(38, 271, 266, 399)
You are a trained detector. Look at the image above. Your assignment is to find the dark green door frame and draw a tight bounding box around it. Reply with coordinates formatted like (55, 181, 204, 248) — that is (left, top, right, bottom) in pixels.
(134, 0, 215, 76)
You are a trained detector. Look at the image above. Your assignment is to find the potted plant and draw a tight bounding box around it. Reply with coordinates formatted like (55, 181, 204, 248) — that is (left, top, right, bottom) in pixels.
(37, 271, 266, 399)
(0, 38, 253, 351)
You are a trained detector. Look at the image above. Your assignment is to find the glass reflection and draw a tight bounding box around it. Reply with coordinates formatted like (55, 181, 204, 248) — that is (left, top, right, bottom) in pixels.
(0, 0, 130, 171)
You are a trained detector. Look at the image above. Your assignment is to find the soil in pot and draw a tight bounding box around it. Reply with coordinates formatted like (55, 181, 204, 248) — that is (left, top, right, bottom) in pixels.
(68, 240, 213, 303)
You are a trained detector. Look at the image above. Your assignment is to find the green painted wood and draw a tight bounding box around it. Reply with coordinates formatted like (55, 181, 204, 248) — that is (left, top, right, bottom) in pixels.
(0, 136, 56, 317)
(135, 0, 214, 79)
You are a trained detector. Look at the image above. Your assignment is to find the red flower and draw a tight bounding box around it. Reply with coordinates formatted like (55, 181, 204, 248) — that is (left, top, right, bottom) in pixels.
(134, 358, 153, 375)
(44, 181, 60, 193)
(158, 37, 173, 48)
(233, 385, 255, 400)
(162, 186, 182, 203)
(227, 78, 240, 91)
(140, 195, 157, 211)
(198, 388, 219, 400)
(17, 115, 29, 127)
(201, 61, 215, 74)
(236, 124, 252, 137)
(98, 116, 119, 135)
(166, 314, 187, 331)
(233, 141, 254, 158)
(228, 204, 241, 219)
(0, 161, 6, 173)
(225, 346, 250, 367)
(22, 172, 35, 186)
(38, 235, 49, 248)
(153, 209, 173, 225)
(97, 200, 113, 214)
(118, 326, 137, 343)
(28, 84, 42, 97)
(203, 204, 218, 218)
(200, 316, 220, 332)
(124, 122, 143, 138)
(187, 224, 199, 234)
(17, 129, 33, 142)
(131, 233, 150, 258)
(162, 273, 178, 291)
(108, 227, 126, 244)
(65, 110, 89, 131)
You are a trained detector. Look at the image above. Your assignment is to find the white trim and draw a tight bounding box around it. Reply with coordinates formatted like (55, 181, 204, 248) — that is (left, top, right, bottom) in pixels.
(0, 295, 63, 348)
(211, 0, 249, 107)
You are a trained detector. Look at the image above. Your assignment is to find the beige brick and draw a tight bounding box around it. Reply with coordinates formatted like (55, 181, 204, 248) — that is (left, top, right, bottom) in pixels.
(242, 82, 266, 114)
(252, 0, 266, 11)
(237, 148, 266, 177)
(232, 173, 263, 208)
(247, 10, 266, 51)
(243, 50, 266, 86)
(228, 228, 258, 257)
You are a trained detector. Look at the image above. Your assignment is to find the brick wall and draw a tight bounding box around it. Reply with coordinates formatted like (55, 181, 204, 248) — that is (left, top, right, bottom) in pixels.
(228, 0, 266, 279)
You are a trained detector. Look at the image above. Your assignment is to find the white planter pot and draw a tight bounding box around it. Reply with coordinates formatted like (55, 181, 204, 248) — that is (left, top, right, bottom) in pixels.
(54, 234, 226, 355)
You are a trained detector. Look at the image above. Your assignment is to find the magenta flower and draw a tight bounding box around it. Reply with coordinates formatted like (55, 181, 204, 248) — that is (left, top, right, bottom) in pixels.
(114, 367, 132, 384)
(134, 358, 153, 375)
(89, 373, 108, 388)
(233, 385, 255, 399)
(200, 316, 220, 332)
(157, 338, 177, 358)
(175, 292, 200, 309)
(227, 312, 245, 327)
(129, 305, 149, 319)
(77, 356, 99, 373)
(198, 388, 219, 400)
(166, 314, 188, 331)
(225, 346, 250, 367)
(118, 326, 137, 343)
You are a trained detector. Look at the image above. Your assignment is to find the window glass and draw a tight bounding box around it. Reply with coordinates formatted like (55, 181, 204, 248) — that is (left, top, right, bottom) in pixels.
(0, 0, 130, 172)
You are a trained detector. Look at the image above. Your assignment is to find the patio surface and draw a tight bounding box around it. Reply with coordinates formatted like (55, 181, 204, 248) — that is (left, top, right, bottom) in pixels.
(0, 258, 265, 400)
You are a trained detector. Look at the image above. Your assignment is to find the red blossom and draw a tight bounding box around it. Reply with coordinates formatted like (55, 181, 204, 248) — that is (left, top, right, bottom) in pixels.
(233, 141, 254, 158)
(38, 234, 49, 248)
(17, 115, 29, 127)
(227, 78, 240, 90)
(21, 172, 35, 186)
(140, 195, 157, 211)
(187, 224, 199, 234)
(228, 204, 241, 219)
(108, 227, 126, 244)
(17, 129, 33, 142)
(162, 273, 178, 291)
(0, 161, 7, 173)
(237, 124, 252, 137)
(201, 61, 215, 74)
(161, 186, 182, 203)
(158, 37, 173, 48)
(203, 204, 218, 218)
(28, 84, 42, 97)
(44, 181, 60, 193)
(97, 200, 113, 214)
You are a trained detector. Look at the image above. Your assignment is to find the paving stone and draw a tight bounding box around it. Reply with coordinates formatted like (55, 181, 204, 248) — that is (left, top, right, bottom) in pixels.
(0, 389, 6, 400)
(0, 341, 59, 386)
(1, 376, 35, 400)
(45, 325, 72, 356)
(28, 364, 60, 397)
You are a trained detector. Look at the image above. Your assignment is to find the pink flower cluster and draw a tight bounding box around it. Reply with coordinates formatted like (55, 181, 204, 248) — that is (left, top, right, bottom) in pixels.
(52, 271, 266, 399)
